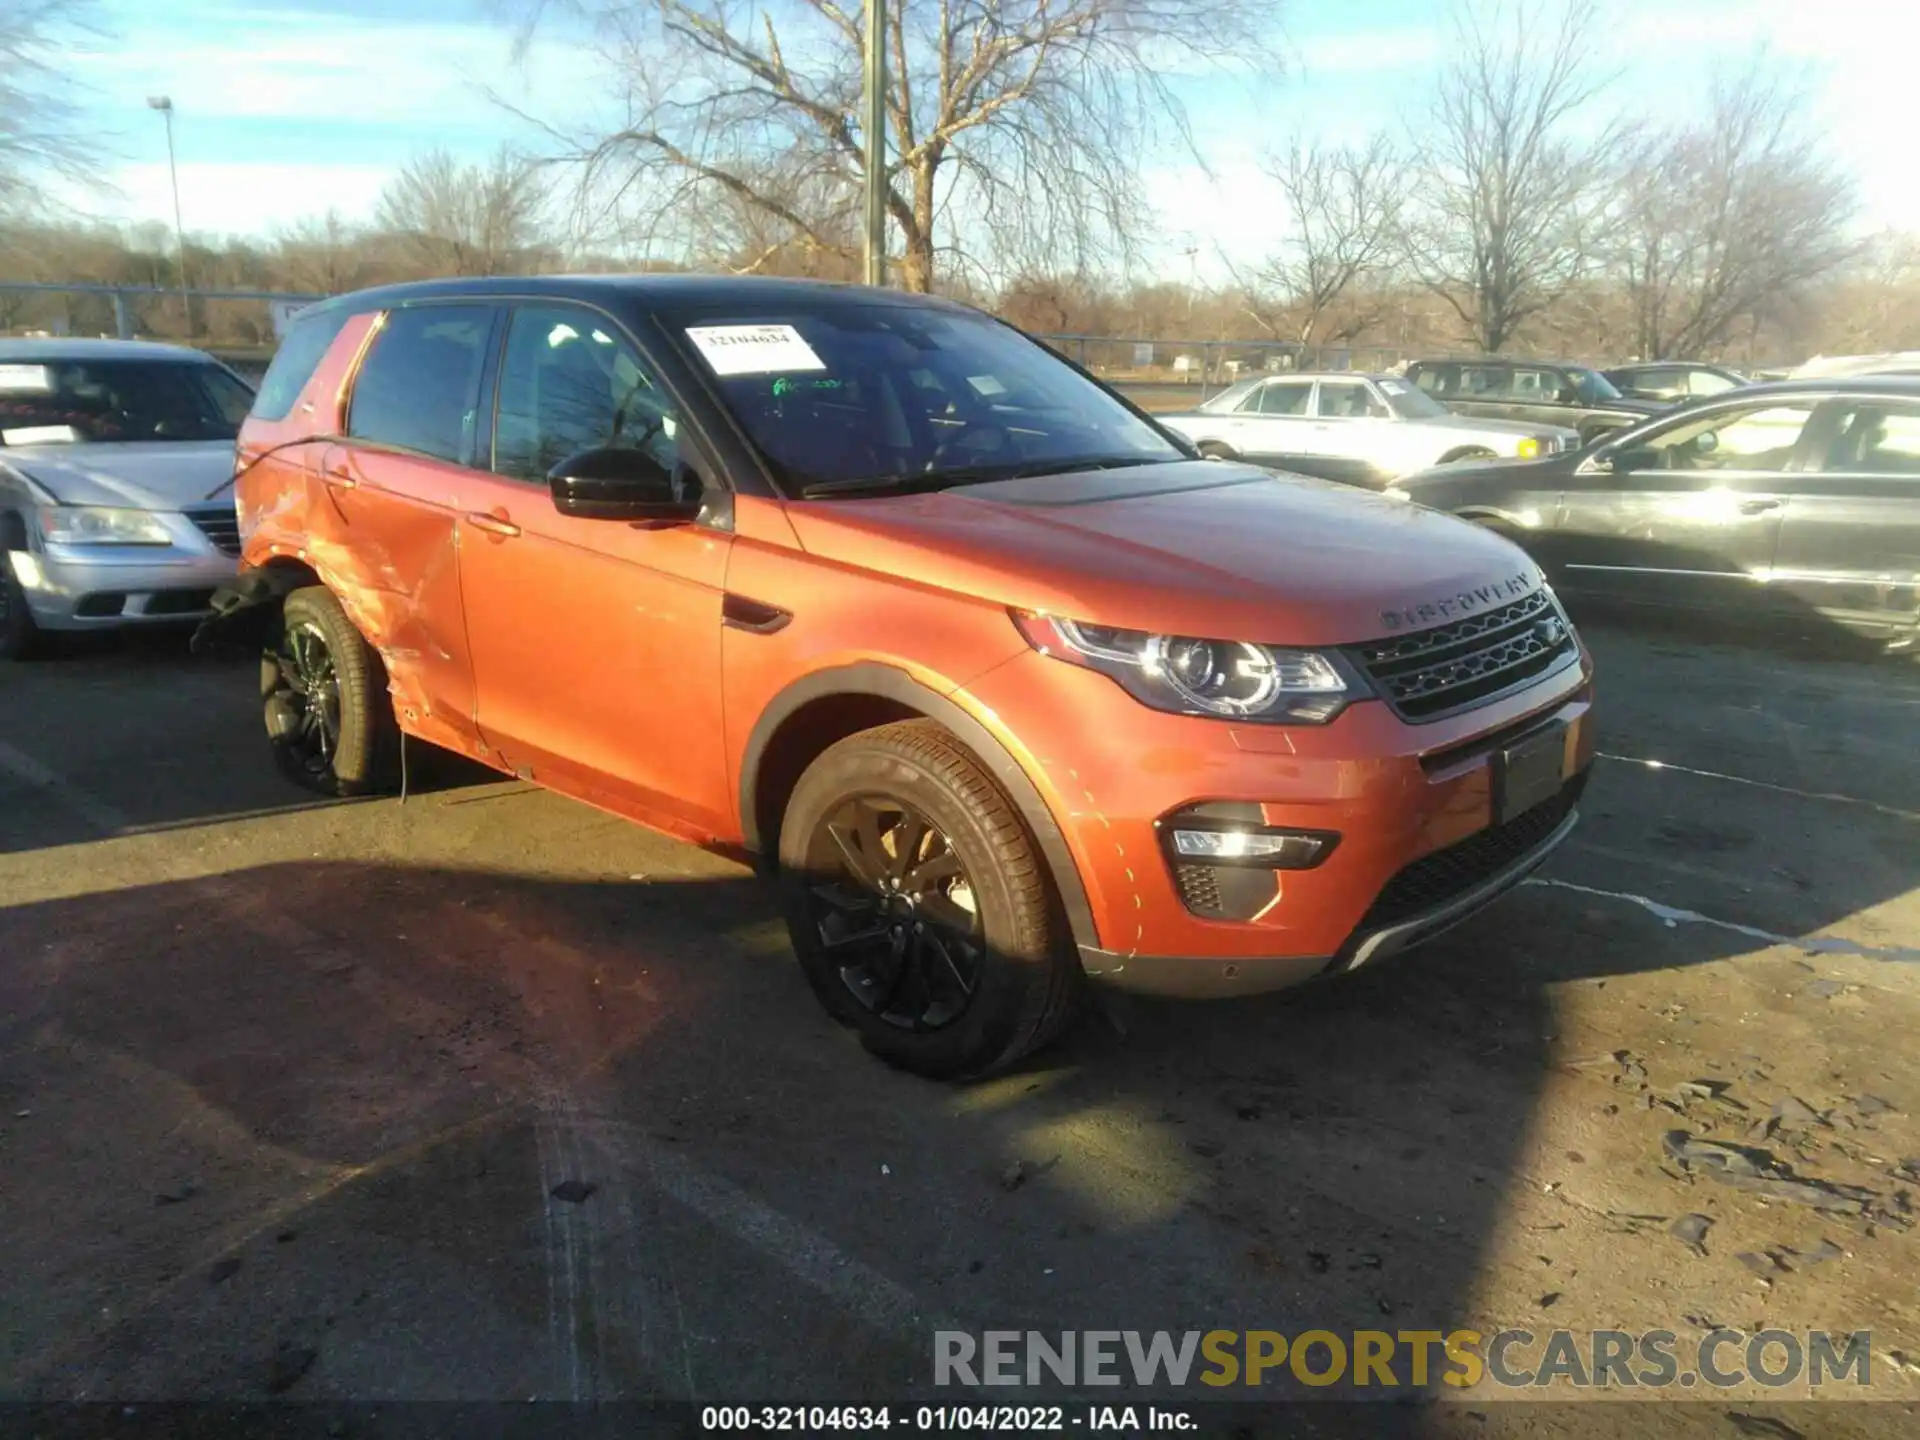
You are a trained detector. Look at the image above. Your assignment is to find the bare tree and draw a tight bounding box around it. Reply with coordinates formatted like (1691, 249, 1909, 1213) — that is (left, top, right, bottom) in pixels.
(372, 147, 556, 276)
(1403, 0, 1618, 353)
(0, 0, 103, 207)
(514, 0, 1284, 293)
(1233, 135, 1404, 346)
(1612, 60, 1856, 360)
(274, 210, 371, 296)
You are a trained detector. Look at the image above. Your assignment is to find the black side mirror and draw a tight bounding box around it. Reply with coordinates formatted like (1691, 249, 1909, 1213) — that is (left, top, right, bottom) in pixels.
(547, 446, 699, 523)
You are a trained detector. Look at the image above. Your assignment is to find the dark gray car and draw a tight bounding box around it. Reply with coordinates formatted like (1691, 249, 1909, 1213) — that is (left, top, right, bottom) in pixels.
(1383, 377, 1920, 648)
(1403, 358, 1667, 447)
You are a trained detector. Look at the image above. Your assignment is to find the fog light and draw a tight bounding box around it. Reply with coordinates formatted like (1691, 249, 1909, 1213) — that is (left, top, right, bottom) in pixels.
(1170, 828, 1331, 868)
(1516, 436, 1541, 458)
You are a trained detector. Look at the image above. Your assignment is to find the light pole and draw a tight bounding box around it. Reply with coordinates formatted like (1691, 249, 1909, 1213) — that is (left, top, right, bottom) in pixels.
(861, 0, 888, 287)
(146, 96, 190, 334)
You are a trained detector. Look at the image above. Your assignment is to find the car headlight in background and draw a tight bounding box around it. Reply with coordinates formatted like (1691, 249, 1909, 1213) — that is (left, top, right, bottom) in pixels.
(1013, 612, 1358, 723)
(36, 505, 173, 546)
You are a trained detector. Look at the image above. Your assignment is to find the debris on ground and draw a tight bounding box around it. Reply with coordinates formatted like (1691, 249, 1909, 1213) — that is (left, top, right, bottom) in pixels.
(1854, 1094, 1896, 1118)
(154, 1181, 201, 1206)
(1803, 979, 1847, 999)
(1662, 1131, 1879, 1213)
(1669, 1212, 1713, 1256)
(548, 1179, 596, 1204)
(1000, 1160, 1027, 1192)
(207, 1257, 241, 1285)
(1675, 1078, 1746, 1112)
(1539, 1292, 1562, 1308)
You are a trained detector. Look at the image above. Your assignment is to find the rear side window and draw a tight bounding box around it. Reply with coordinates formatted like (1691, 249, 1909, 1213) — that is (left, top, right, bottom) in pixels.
(347, 305, 493, 464)
(253, 308, 351, 422)
(1411, 364, 1451, 395)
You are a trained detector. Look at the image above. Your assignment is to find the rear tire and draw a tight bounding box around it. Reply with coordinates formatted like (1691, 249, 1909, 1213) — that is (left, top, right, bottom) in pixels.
(778, 719, 1079, 1080)
(0, 518, 50, 661)
(264, 586, 400, 796)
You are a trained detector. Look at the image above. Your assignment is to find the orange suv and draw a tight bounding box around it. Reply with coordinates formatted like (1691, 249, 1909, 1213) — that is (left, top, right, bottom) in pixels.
(211, 277, 1595, 1078)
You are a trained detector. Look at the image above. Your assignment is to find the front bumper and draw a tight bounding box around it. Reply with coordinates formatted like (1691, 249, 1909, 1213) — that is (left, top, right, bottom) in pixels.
(960, 643, 1596, 999)
(9, 539, 239, 630)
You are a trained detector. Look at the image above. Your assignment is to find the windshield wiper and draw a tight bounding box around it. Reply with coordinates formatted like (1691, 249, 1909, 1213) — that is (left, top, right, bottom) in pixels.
(798, 455, 1170, 499)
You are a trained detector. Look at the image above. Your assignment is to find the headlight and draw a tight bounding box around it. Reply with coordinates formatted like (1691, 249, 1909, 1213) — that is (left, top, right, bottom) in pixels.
(1515, 436, 1541, 459)
(37, 506, 173, 546)
(1013, 612, 1358, 724)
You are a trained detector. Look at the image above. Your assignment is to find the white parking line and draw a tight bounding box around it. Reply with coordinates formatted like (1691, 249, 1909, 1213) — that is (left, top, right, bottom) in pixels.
(1597, 751, 1920, 823)
(1525, 877, 1920, 964)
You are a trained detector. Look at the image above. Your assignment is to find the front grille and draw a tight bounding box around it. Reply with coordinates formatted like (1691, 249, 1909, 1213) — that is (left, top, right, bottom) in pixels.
(1350, 589, 1580, 722)
(187, 504, 241, 557)
(1173, 863, 1225, 917)
(1357, 773, 1585, 933)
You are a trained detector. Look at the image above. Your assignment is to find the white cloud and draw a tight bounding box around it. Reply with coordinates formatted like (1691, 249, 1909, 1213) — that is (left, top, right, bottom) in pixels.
(53, 162, 395, 238)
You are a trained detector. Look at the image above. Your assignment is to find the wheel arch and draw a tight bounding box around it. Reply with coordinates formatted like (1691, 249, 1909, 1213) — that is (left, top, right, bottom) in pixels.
(189, 555, 324, 654)
(739, 663, 1101, 952)
(1436, 445, 1497, 465)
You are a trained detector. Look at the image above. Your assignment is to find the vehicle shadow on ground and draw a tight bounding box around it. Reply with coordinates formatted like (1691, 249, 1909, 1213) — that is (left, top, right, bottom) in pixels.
(0, 839, 1905, 1431)
(0, 631, 495, 853)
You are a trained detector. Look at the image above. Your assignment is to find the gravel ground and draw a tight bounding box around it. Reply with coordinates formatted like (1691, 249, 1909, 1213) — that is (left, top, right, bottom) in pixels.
(0, 603, 1916, 1437)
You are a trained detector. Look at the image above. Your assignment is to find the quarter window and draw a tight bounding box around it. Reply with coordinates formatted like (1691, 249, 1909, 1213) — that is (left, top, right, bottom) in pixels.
(1688, 369, 1740, 397)
(347, 305, 492, 464)
(254, 308, 350, 422)
(492, 304, 682, 485)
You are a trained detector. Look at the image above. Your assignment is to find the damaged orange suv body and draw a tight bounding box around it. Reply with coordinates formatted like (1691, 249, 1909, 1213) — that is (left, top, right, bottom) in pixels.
(220, 276, 1595, 1077)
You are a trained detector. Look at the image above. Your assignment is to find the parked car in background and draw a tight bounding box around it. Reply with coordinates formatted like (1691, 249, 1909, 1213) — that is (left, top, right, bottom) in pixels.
(1404, 358, 1667, 446)
(1602, 361, 1749, 404)
(1383, 377, 1920, 649)
(0, 339, 252, 659)
(1159, 372, 1580, 486)
(207, 275, 1596, 1079)
(1790, 352, 1920, 380)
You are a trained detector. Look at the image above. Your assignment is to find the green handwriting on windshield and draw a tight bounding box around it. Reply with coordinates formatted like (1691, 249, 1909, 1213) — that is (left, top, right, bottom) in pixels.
(772, 376, 844, 397)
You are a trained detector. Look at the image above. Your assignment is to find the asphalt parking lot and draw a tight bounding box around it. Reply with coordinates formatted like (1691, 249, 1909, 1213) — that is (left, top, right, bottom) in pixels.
(2, 605, 1918, 1434)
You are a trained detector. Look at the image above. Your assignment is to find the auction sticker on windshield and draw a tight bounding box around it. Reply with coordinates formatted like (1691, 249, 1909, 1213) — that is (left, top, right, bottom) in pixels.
(686, 324, 827, 376)
(0, 364, 52, 392)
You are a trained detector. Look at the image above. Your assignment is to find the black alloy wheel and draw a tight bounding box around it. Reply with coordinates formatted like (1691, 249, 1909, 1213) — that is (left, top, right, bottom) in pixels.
(802, 794, 984, 1032)
(274, 620, 341, 784)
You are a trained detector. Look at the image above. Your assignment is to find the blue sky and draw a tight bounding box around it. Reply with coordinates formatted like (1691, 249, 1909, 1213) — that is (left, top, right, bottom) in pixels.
(56, 0, 1911, 275)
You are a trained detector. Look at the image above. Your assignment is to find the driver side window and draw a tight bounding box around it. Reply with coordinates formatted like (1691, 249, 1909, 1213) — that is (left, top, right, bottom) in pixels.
(1610, 403, 1815, 474)
(492, 304, 681, 485)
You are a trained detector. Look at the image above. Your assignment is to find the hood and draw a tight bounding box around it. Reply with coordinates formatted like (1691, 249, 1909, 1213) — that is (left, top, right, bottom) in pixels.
(0, 440, 236, 510)
(786, 460, 1545, 647)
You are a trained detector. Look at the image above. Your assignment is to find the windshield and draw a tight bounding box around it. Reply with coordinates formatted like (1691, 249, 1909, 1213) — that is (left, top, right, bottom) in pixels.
(668, 305, 1185, 494)
(0, 358, 255, 446)
(1375, 376, 1449, 419)
(1566, 367, 1623, 404)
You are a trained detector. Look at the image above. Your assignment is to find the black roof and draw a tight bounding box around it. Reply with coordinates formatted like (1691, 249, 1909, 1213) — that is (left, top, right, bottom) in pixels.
(302, 273, 979, 318)
(1407, 357, 1615, 372)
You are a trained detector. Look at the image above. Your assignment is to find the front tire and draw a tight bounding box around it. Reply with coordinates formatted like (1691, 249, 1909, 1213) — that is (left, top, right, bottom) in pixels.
(264, 586, 400, 796)
(1196, 441, 1238, 462)
(1438, 446, 1496, 465)
(778, 720, 1079, 1080)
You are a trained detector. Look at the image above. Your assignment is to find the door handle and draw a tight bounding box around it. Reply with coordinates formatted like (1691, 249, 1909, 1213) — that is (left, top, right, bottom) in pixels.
(1739, 498, 1783, 514)
(322, 467, 357, 490)
(465, 510, 521, 538)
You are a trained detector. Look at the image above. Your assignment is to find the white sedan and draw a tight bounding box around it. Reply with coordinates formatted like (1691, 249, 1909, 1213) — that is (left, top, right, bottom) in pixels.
(1159, 373, 1582, 487)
